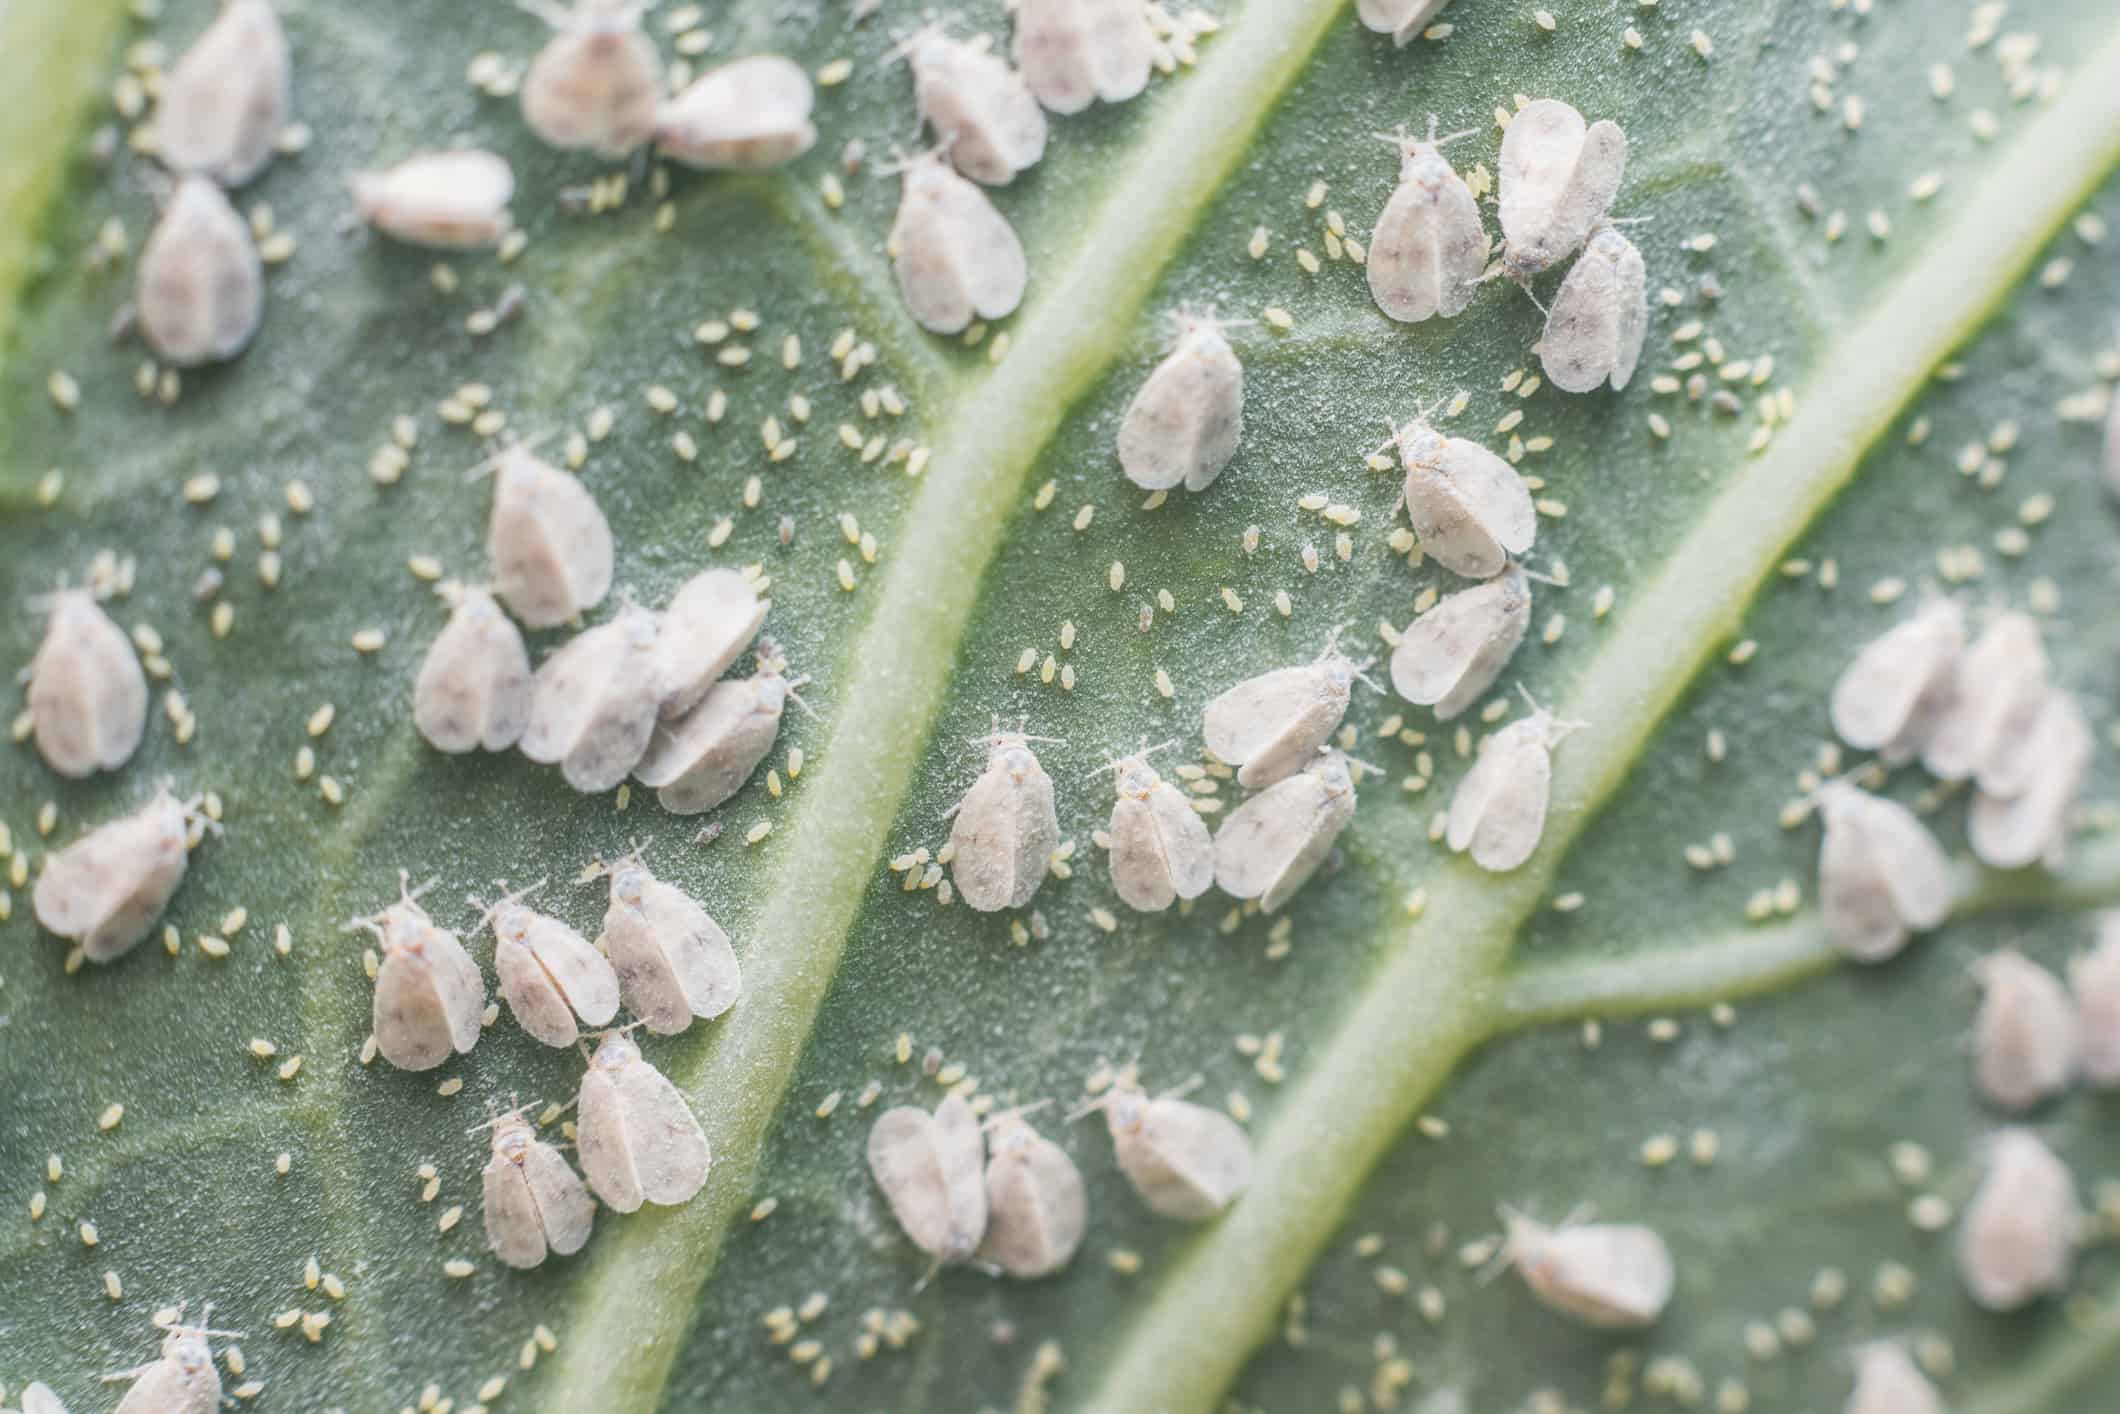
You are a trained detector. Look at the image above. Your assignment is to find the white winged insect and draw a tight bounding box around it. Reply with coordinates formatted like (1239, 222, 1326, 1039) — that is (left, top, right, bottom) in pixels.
(482, 440, 614, 629)
(413, 584, 534, 754)
(11, 1381, 67, 1414)
(1212, 748, 1360, 913)
(575, 1027, 711, 1212)
(888, 148, 1028, 335)
(1103, 744, 1214, 913)
(633, 649, 807, 816)
(1971, 949, 2079, 1111)
(351, 149, 515, 249)
(1828, 599, 1963, 759)
(346, 872, 485, 1073)
(868, 1092, 989, 1268)
(136, 175, 264, 367)
(34, 786, 213, 964)
(103, 1310, 239, 1414)
(1117, 310, 1246, 493)
(1367, 119, 1486, 324)
(1968, 691, 2091, 871)
(1012, 0, 1154, 115)
(653, 567, 769, 719)
(1813, 780, 1954, 964)
(2071, 913, 2120, 1086)
(1845, 1342, 1944, 1414)
(1389, 564, 1532, 720)
(1389, 409, 1535, 579)
(655, 54, 816, 169)
(1539, 224, 1647, 394)
(520, 601, 662, 793)
(1496, 99, 1627, 284)
(475, 880, 621, 1048)
(1958, 1127, 2077, 1311)
(978, 1104, 1086, 1279)
(947, 726, 1061, 913)
(1357, 0, 1452, 47)
(1498, 1208, 1674, 1329)
(1202, 632, 1371, 790)
(155, 0, 290, 187)
(477, 1102, 597, 1269)
(26, 584, 146, 778)
(894, 27, 1048, 186)
(597, 849, 741, 1034)
(1921, 609, 2047, 787)
(1076, 1071, 1251, 1221)
(1447, 696, 1581, 874)
(520, 0, 662, 157)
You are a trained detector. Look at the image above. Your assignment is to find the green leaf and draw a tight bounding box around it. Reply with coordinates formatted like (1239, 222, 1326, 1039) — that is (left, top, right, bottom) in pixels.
(4, 1, 2120, 1412)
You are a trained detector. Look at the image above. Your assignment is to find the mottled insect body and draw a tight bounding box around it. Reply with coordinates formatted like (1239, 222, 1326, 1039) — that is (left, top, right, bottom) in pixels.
(480, 1107, 596, 1269)
(1496, 99, 1627, 283)
(889, 152, 1028, 335)
(1502, 1211, 1674, 1329)
(1828, 600, 1963, 760)
(2071, 915, 2120, 1086)
(521, 0, 661, 157)
(108, 1316, 232, 1414)
(485, 443, 614, 629)
(1088, 1076, 1251, 1221)
(520, 603, 662, 793)
(349, 874, 485, 1073)
(1202, 637, 1367, 790)
(654, 568, 768, 719)
(600, 855, 740, 1034)
(867, 1093, 988, 1266)
(480, 884, 621, 1048)
(900, 29, 1047, 185)
(655, 55, 816, 169)
(1389, 565, 1532, 720)
(1540, 225, 1647, 393)
(1212, 749, 1358, 913)
(1972, 950, 2079, 1111)
(979, 1110, 1086, 1278)
(1367, 123, 1485, 323)
(1357, 0, 1452, 46)
(137, 175, 264, 367)
(1968, 692, 2090, 871)
(1013, 0, 1153, 115)
(1921, 610, 2047, 787)
(351, 149, 515, 249)
(1447, 707, 1577, 874)
(413, 586, 534, 754)
(948, 730, 1061, 912)
(1392, 417, 1535, 579)
(27, 587, 147, 778)
(34, 788, 204, 963)
(576, 1030, 711, 1212)
(1813, 782, 1953, 963)
(1117, 313, 1245, 493)
(633, 662, 798, 816)
(1105, 750, 1214, 912)
(1845, 1343, 1944, 1414)
(1958, 1127, 2076, 1311)
(155, 0, 290, 186)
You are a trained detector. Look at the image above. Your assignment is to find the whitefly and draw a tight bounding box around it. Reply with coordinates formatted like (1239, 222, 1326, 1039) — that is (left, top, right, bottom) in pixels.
(1013, 0, 1154, 116)
(1496, 98, 1627, 284)
(1211, 749, 1360, 913)
(137, 176, 264, 368)
(1117, 310, 1246, 494)
(894, 27, 1047, 186)
(1390, 565, 1532, 720)
(656, 55, 816, 169)
(521, 0, 662, 157)
(948, 726, 1062, 912)
(26, 583, 147, 778)
(351, 149, 516, 250)
(1366, 119, 1486, 324)
(888, 149, 1028, 335)
(1390, 410, 1535, 580)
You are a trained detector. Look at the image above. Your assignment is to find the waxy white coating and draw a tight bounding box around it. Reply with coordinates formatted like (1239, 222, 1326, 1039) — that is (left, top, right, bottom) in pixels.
(482, 1110, 596, 1269)
(889, 153, 1028, 334)
(633, 666, 791, 816)
(1968, 692, 2090, 871)
(521, 604, 662, 793)
(1393, 418, 1535, 579)
(1013, 0, 1153, 115)
(1447, 710, 1569, 874)
(600, 857, 739, 1035)
(1540, 225, 1647, 394)
(1356, 0, 1452, 47)
(1367, 126, 1485, 323)
(413, 587, 533, 754)
(486, 444, 614, 630)
(1212, 749, 1357, 913)
(110, 1321, 222, 1414)
(521, 0, 661, 157)
(979, 1111, 1086, 1278)
(355, 878, 484, 1073)
(352, 149, 515, 249)
(488, 895, 621, 1048)
(1106, 753, 1214, 912)
(1117, 315, 1244, 493)
(1972, 950, 2079, 1111)
(2071, 913, 2120, 1086)
(867, 1093, 988, 1265)
(1098, 1077, 1251, 1220)
(576, 1031, 711, 1212)
(33, 790, 195, 963)
(1829, 600, 1963, 759)
(137, 176, 264, 367)
(1497, 99, 1627, 283)
(156, 0, 290, 187)
(1922, 610, 2047, 788)
(1814, 782, 1953, 963)
(1390, 565, 1532, 720)
(903, 30, 1047, 186)
(1958, 1127, 2076, 1311)
(28, 588, 147, 778)
(1845, 1343, 1943, 1414)
(1202, 641, 1362, 790)
(655, 55, 816, 169)
(1503, 1211, 1674, 1329)
(948, 731, 1060, 912)
(654, 568, 768, 719)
